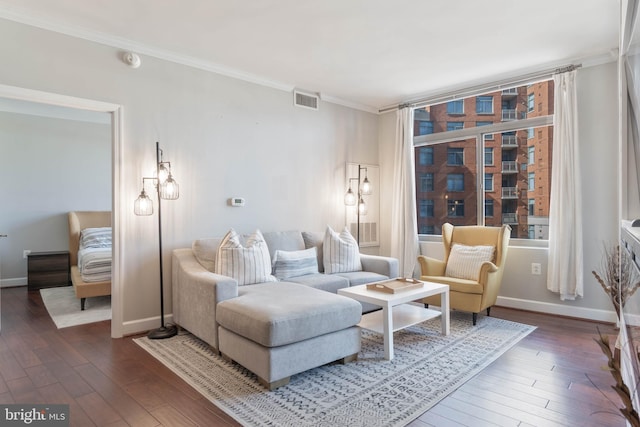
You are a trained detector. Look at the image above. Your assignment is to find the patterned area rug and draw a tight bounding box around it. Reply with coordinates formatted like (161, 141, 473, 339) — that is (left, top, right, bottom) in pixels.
(135, 312, 535, 427)
(40, 286, 111, 328)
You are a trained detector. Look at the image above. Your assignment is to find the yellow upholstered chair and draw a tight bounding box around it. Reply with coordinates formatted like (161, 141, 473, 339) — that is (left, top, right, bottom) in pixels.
(417, 223, 511, 325)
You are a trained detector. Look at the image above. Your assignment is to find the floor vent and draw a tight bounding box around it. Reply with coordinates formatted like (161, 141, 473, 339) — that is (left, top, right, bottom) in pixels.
(294, 90, 319, 110)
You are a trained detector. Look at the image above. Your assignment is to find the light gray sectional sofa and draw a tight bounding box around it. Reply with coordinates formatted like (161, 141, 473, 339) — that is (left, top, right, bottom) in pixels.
(172, 229, 399, 389)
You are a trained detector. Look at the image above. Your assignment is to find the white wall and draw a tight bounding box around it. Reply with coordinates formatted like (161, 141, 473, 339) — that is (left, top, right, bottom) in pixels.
(379, 61, 622, 322)
(0, 19, 380, 333)
(0, 110, 111, 284)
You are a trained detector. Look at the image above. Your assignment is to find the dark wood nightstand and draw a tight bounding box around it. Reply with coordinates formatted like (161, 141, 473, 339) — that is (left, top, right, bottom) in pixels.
(27, 251, 70, 291)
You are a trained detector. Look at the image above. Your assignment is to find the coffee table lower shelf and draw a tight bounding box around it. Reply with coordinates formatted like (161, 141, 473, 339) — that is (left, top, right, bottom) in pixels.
(358, 303, 442, 334)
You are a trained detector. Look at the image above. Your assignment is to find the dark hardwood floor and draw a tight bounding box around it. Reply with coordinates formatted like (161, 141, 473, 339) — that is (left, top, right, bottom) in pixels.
(0, 286, 627, 426)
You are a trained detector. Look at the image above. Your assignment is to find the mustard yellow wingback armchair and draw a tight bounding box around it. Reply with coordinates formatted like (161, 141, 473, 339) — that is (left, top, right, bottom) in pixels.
(418, 223, 511, 325)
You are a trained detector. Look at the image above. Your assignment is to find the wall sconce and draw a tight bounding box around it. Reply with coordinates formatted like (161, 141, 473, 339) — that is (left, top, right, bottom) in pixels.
(344, 164, 372, 245)
(134, 141, 179, 340)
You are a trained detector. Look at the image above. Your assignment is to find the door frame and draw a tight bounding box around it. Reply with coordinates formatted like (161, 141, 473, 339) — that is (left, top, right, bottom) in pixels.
(0, 84, 124, 338)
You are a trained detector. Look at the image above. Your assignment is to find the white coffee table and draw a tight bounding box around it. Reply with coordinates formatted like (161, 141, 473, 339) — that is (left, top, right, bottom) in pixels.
(338, 280, 449, 360)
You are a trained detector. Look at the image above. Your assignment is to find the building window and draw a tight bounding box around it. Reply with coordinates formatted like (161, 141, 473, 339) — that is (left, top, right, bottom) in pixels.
(528, 198, 535, 215)
(528, 225, 535, 239)
(419, 225, 435, 235)
(484, 173, 493, 191)
(419, 147, 433, 165)
(419, 199, 434, 217)
(528, 146, 535, 165)
(420, 173, 434, 192)
(527, 127, 534, 139)
(527, 93, 535, 112)
(447, 147, 464, 165)
(447, 173, 465, 191)
(447, 100, 464, 114)
(447, 121, 464, 131)
(477, 121, 494, 140)
(476, 96, 494, 114)
(485, 147, 494, 165)
(447, 200, 464, 217)
(418, 121, 433, 135)
(485, 199, 494, 217)
(528, 172, 535, 190)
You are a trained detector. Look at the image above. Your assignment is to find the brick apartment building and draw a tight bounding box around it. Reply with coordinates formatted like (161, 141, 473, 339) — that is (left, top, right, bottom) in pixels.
(413, 81, 554, 239)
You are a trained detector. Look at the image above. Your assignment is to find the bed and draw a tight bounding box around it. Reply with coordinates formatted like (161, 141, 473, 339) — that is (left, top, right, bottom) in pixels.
(68, 211, 112, 310)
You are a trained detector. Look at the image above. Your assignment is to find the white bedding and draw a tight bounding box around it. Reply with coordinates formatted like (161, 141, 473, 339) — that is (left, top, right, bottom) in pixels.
(78, 227, 112, 282)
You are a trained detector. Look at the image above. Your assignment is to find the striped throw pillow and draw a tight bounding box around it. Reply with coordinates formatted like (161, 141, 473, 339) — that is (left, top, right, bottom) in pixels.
(445, 243, 495, 281)
(215, 229, 277, 286)
(323, 226, 362, 274)
(272, 247, 318, 279)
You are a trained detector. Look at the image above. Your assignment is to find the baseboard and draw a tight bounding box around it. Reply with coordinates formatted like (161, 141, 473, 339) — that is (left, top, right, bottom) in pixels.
(122, 313, 174, 336)
(495, 296, 640, 326)
(0, 277, 27, 288)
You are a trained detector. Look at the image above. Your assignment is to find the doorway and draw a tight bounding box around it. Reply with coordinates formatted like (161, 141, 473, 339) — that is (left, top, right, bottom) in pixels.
(0, 84, 123, 338)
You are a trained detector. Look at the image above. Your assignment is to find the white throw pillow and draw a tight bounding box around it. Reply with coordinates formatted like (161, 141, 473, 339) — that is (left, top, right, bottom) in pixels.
(215, 229, 277, 286)
(323, 226, 362, 274)
(272, 247, 318, 280)
(445, 243, 495, 281)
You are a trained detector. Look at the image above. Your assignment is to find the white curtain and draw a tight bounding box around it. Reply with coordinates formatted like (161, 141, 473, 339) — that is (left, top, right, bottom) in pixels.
(390, 107, 419, 277)
(547, 70, 583, 300)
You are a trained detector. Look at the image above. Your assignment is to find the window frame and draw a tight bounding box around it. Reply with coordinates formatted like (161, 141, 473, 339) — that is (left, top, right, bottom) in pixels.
(476, 96, 494, 114)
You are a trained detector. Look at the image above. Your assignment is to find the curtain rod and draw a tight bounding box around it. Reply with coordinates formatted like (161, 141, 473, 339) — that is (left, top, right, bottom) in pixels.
(379, 63, 582, 114)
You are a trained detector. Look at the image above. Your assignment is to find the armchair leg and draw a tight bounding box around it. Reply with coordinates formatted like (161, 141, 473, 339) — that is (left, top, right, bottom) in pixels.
(486, 307, 491, 317)
(424, 304, 429, 308)
(472, 312, 477, 326)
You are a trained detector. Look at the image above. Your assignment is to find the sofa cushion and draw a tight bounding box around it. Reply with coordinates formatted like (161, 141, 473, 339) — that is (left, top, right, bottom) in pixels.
(302, 231, 325, 273)
(272, 248, 318, 280)
(445, 243, 495, 281)
(216, 282, 361, 347)
(333, 271, 390, 287)
(323, 226, 362, 274)
(262, 230, 305, 262)
(418, 275, 483, 294)
(215, 229, 277, 286)
(286, 272, 349, 293)
(192, 237, 222, 272)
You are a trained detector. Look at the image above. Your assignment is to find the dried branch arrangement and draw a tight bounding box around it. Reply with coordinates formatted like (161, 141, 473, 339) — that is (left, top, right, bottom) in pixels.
(592, 244, 640, 425)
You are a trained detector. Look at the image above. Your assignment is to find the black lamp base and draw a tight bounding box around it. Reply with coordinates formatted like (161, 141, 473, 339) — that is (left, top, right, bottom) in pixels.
(148, 324, 178, 340)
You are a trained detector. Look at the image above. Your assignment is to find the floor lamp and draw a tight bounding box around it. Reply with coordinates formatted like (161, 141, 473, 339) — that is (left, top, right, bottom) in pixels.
(134, 141, 179, 339)
(344, 164, 372, 245)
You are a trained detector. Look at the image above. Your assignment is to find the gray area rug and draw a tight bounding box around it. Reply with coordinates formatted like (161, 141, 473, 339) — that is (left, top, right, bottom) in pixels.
(40, 286, 111, 328)
(135, 311, 535, 427)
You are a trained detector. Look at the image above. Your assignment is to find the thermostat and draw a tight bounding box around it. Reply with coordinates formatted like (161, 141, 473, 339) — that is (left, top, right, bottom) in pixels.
(230, 197, 245, 207)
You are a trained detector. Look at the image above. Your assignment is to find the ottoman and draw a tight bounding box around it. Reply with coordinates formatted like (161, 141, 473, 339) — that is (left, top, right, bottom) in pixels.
(216, 282, 362, 390)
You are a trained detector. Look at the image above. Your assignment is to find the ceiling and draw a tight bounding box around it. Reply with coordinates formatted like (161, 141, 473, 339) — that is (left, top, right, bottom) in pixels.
(0, 0, 620, 111)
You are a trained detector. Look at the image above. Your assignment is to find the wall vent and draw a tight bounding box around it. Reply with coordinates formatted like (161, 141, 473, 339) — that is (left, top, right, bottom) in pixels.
(349, 222, 378, 247)
(294, 90, 319, 110)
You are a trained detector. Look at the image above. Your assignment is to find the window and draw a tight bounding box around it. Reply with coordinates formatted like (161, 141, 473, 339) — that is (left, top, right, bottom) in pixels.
(528, 225, 535, 239)
(447, 147, 464, 165)
(447, 121, 464, 131)
(447, 200, 464, 217)
(419, 199, 434, 217)
(528, 146, 535, 165)
(419, 225, 435, 235)
(527, 93, 535, 112)
(419, 147, 433, 165)
(418, 121, 433, 135)
(477, 121, 494, 140)
(447, 173, 464, 191)
(413, 80, 554, 239)
(528, 172, 535, 190)
(485, 147, 494, 165)
(485, 199, 494, 217)
(484, 173, 493, 191)
(476, 96, 494, 114)
(420, 173, 434, 192)
(447, 100, 464, 114)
